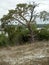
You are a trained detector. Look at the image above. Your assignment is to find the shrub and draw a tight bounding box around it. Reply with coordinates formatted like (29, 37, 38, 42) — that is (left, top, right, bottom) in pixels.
(15, 26, 30, 44)
(37, 29, 49, 40)
(0, 33, 8, 46)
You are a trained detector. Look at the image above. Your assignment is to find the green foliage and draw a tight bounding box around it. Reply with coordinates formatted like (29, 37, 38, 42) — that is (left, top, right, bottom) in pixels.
(0, 25, 49, 46)
(40, 11, 49, 21)
(1, 25, 30, 45)
(0, 34, 8, 46)
(6, 26, 17, 45)
(31, 24, 37, 31)
(15, 25, 30, 44)
(36, 29, 49, 40)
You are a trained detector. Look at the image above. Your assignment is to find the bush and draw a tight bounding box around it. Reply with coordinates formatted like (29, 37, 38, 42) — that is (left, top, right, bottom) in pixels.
(15, 26, 30, 44)
(1, 25, 49, 46)
(36, 29, 49, 40)
(0, 33, 8, 46)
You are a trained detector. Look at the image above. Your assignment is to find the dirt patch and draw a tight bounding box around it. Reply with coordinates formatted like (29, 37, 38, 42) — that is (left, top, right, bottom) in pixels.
(0, 41, 49, 65)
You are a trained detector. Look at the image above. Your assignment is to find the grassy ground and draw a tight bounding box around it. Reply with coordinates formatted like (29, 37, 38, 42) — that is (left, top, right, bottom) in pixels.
(0, 41, 49, 65)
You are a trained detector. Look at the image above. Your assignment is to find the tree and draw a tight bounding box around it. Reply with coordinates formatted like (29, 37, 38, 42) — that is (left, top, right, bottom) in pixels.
(1, 2, 38, 42)
(40, 11, 49, 21)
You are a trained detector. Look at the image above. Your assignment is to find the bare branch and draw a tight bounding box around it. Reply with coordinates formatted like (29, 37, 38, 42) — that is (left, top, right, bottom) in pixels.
(19, 14, 28, 22)
(16, 8, 28, 22)
(29, 2, 38, 22)
(29, 8, 34, 22)
(14, 17, 26, 26)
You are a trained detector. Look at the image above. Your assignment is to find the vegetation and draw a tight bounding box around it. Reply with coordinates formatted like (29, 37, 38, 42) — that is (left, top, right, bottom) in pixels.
(0, 33, 8, 46)
(0, 2, 49, 46)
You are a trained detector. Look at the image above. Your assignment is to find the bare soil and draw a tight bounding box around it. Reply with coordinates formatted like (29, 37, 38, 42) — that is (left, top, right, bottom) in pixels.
(0, 41, 49, 65)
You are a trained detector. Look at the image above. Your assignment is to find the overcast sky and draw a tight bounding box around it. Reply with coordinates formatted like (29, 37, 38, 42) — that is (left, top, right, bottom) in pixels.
(0, 0, 49, 24)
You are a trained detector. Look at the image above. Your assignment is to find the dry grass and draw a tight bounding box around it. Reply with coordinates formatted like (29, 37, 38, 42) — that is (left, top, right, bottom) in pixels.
(0, 41, 49, 65)
(0, 61, 10, 65)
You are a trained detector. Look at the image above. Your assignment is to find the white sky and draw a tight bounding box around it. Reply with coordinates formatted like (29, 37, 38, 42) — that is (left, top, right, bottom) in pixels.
(0, 0, 49, 24)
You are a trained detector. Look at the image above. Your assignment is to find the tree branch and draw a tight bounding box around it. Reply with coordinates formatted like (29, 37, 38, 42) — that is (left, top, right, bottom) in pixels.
(29, 7, 34, 22)
(20, 14, 28, 22)
(16, 8, 28, 22)
(29, 3, 37, 22)
(14, 18, 26, 26)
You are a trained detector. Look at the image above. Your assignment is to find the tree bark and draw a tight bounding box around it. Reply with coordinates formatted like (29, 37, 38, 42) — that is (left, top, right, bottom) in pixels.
(27, 23, 35, 42)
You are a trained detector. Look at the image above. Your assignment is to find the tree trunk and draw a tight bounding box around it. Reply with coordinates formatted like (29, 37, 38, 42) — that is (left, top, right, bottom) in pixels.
(30, 31, 35, 42)
(27, 23, 35, 42)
